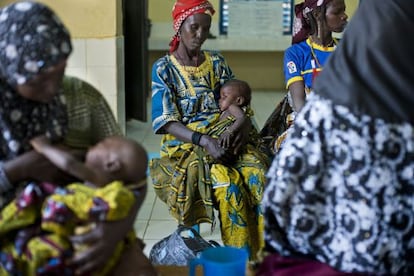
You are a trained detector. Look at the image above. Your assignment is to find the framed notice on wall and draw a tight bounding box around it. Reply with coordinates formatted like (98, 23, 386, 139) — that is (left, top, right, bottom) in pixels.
(221, 0, 293, 38)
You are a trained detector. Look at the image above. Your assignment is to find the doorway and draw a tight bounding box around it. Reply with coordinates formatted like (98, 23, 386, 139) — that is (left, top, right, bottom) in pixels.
(123, 0, 150, 122)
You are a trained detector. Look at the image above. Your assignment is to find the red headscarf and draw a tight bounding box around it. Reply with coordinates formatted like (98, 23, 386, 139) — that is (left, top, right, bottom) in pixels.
(169, 0, 215, 53)
(291, 0, 333, 44)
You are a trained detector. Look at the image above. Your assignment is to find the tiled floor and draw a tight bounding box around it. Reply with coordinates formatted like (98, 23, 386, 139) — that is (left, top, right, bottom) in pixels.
(126, 91, 285, 257)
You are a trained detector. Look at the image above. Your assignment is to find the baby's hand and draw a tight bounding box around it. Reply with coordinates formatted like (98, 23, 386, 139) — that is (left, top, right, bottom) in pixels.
(30, 135, 51, 153)
(219, 130, 233, 149)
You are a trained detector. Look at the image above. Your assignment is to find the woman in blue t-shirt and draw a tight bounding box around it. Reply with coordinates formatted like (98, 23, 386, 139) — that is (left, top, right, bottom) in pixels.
(261, 0, 347, 154)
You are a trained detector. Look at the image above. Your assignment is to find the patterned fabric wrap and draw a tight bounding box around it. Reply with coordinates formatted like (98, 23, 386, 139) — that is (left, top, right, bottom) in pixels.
(292, 0, 333, 44)
(0, 181, 135, 275)
(169, 0, 215, 53)
(263, 93, 414, 275)
(150, 50, 269, 260)
(0, 1, 71, 160)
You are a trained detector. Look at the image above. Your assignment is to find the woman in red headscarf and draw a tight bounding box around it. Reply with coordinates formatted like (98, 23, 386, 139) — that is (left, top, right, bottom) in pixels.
(260, 0, 347, 155)
(150, 0, 270, 261)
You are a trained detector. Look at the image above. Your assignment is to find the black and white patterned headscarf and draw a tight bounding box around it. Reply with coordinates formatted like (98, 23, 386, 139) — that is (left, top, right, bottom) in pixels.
(0, 1, 72, 160)
(314, 0, 414, 124)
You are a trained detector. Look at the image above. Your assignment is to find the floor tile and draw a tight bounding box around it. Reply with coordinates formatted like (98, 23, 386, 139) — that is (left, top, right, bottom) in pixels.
(134, 220, 148, 238)
(144, 220, 178, 240)
(136, 201, 154, 220)
(141, 187, 156, 203)
(151, 198, 174, 220)
(199, 222, 222, 242)
(142, 239, 160, 257)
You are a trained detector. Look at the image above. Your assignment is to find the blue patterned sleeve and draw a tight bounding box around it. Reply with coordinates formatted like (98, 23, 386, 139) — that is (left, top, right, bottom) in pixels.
(151, 57, 182, 134)
(214, 51, 234, 83)
(283, 45, 303, 89)
(210, 51, 235, 101)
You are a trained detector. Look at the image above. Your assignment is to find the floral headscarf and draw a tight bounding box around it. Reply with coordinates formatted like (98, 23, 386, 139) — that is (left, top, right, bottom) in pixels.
(292, 0, 333, 44)
(169, 0, 215, 53)
(0, 1, 72, 160)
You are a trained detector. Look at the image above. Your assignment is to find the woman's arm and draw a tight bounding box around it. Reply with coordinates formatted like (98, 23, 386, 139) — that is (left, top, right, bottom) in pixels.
(224, 104, 246, 134)
(219, 104, 247, 150)
(231, 117, 252, 155)
(289, 81, 306, 112)
(30, 136, 97, 184)
(2, 150, 75, 185)
(163, 121, 234, 163)
(283, 46, 305, 112)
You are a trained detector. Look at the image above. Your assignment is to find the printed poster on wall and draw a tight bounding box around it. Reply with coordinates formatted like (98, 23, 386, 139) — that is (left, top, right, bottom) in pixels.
(226, 0, 292, 38)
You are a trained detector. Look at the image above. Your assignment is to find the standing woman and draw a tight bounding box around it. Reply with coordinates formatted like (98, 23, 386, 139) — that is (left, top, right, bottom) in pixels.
(261, 0, 347, 153)
(150, 0, 269, 260)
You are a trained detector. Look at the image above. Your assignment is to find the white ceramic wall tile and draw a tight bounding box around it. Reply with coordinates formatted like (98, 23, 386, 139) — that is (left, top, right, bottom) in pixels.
(116, 37, 125, 68)
(117, 63, 125, 90)
(67, 39, 86, 68)
(86, 38, 117, 67)
(86, 67, 117, 96)
(116, 39, 125, 133)
(65, 68, 87, 81)
(116, 84, 126, 134)
(117, 65, 125, 98)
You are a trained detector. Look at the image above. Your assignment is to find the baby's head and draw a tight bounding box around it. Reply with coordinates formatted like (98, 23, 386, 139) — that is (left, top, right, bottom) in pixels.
(219, 79, 252, 111)
(85, 136, 148, 185)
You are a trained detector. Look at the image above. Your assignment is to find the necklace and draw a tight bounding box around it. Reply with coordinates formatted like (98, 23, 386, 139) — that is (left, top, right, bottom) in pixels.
(309, 37, 337, 68)
(174, 50, 200, 80)
(310, 45, 322, 69)
(308, 37, 337, 82)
